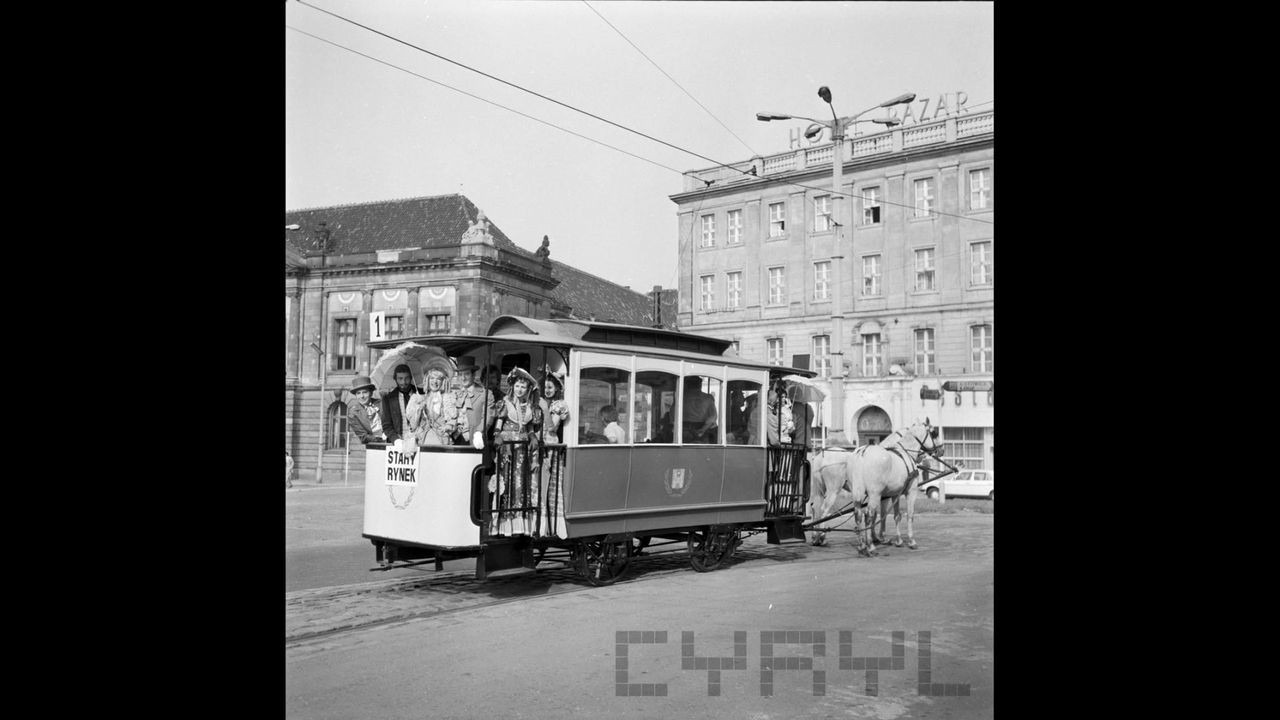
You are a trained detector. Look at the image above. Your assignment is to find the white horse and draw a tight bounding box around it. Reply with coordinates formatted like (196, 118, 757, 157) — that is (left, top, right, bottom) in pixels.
(807, 419, 940, 554)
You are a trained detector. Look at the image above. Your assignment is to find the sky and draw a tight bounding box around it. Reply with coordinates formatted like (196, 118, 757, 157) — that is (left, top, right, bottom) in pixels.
(285, 0, 994, 292)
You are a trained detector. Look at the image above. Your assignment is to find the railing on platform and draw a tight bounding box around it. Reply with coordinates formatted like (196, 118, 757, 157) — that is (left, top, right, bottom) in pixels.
(765, 443, 809, 517)
(480, 440, 567, 539)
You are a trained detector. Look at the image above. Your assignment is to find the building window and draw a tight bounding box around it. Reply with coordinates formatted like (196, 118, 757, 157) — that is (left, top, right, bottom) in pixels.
(385, 315, 404, 340)
(971, 325, 993, 373)
(700, 214, 715, 247)
(812, 335, 831, 378)
(861, 255, 881, 297)
(814, 194, 832, 232)
(862, 334, 882, 377)
(326, 401, 348, 450)
(768, 266, 786, 305)
(943, 427, 985, 470)
(861, 186, 881, 225)
(767, 338, 784, 366)
(768, 202, 785, 238)
(333, 318, 356, 371)
(726, 271, 742, 309)
(915, 328, 935, 375)
(914, 248, 936, 291)
(813, 261, 831, 301)
(969, 168, 991, 210)
(913, 178, 934, 217)
(971, 241, 993, 286)
(371, 315, 405, 367)
(423, 313, 451, 334)
(700, 275, 715, 311)
(727, 209, 742, 244)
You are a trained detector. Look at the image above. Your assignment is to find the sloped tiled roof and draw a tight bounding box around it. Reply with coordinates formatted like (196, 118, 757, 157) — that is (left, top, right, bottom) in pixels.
(284, 194, 533, 258)
(284, 194, 677, 328)
(549, 260, 659, 327)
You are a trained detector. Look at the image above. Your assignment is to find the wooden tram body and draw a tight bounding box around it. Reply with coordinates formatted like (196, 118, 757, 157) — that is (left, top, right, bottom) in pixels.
(362, 316, 813, 585)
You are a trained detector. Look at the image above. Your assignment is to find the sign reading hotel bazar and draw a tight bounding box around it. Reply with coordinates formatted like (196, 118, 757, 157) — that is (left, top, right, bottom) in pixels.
(790, 91, 973, 149)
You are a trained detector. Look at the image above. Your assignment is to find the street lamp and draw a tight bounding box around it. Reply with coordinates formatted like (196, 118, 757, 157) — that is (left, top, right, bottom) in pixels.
(757, 88, 915, 446)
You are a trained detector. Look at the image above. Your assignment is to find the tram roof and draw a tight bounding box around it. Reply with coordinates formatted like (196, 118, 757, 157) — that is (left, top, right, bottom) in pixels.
(368, 315, 816, 377)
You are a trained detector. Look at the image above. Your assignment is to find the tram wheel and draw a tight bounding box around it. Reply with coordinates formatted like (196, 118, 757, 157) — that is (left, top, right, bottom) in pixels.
(573, 539, 631, 586)
(688, 527, 738, 572)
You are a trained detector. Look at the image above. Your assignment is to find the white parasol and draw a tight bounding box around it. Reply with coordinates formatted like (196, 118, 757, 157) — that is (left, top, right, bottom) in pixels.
(781, 374, 827, 404)
(369, 342, 455, 393)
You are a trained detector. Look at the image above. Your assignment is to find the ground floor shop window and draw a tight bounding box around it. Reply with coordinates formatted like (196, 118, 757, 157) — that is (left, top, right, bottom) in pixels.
(942, 427, 984, 469)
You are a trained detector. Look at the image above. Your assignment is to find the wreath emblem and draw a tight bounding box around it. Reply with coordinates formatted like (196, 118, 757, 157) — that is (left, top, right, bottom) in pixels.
(664, 467, 691, 497)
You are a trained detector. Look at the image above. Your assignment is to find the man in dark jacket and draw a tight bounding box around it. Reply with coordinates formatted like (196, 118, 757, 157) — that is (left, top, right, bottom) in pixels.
(380, 364, 421, 444)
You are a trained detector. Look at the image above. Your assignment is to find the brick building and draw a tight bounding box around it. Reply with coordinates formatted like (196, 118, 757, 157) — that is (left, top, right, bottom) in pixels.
(285, 193, 676, 483)
(671, 110, 994, 469)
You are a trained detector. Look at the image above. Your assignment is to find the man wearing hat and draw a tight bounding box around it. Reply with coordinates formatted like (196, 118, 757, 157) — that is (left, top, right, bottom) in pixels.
(380, 363, 422, 445)
(452, 356, 496, 446)
(347, 376, 386, 445)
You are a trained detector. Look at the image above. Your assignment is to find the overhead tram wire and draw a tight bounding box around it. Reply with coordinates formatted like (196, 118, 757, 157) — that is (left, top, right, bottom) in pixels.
(291, 3, 993, 226)
(581, 0, 761, 158)
(286, 26, 683, 176)
(295, 0, 746, 173)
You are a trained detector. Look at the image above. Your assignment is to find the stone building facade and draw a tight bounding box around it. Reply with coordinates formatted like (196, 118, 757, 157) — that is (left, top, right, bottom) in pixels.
(285, 194, 674, 483)
(671, 110, 994, 469)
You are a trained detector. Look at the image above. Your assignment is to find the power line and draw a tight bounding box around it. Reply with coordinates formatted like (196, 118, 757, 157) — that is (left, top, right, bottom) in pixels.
(295, 0, 744, 172)
(291, 3, 993, 226)
(581, 0, 760, 158)
(286, 25, 683, 175)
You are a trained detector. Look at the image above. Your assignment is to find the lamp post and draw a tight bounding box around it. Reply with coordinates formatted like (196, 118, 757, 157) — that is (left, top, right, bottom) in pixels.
(758, 89, 914, 446)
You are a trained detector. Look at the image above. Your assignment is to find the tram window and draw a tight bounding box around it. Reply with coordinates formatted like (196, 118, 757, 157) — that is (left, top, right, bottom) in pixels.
(681, 375, 722, 444)
(579, 367, 630, 444)
(635, 370, 678, 443)
(726, 380, 762, 445)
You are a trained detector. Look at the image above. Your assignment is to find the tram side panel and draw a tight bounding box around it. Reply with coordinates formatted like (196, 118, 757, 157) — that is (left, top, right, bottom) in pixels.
(362, 446, 482, 549)
(563, 446, 767, 537)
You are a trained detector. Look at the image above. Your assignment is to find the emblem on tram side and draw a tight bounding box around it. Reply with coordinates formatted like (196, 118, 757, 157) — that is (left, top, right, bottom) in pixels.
(385, 446, 418, 510)
(663, 467, 691, 497)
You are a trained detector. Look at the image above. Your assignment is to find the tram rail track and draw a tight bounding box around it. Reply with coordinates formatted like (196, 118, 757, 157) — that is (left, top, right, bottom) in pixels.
(285, 526, 973, 648)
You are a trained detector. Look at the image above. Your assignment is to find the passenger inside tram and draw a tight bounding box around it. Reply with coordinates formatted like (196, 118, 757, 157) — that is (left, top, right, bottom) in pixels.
(681, 375, 719, 444)
(600, 405, 625, 444)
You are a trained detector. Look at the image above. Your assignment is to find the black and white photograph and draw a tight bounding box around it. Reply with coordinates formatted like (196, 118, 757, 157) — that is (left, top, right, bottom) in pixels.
(285, 2, 994, 717)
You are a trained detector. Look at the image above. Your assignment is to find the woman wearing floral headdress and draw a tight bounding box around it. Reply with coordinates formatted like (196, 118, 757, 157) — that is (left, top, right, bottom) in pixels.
(491, 367, 542, 535)
(538, 370, 570, 535)
(405, 359, 459, 447)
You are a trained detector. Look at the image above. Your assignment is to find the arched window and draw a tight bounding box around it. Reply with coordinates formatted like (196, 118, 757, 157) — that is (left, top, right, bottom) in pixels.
(326, 401, 348, 450)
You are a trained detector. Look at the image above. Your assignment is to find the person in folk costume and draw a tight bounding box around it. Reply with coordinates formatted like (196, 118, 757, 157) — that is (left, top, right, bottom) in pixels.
(748, 382, 795, 446)
(491, 367, 542, 536)
(538, 370, 570, 536)
(346, 376, 387, 445)
(779, 392, 796, 444)
(405, 359, 459, 447)
(451, 356, 498, 446)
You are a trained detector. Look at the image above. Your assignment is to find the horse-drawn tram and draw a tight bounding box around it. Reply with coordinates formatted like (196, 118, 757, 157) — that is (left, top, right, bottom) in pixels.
(361, 315, 816, 585)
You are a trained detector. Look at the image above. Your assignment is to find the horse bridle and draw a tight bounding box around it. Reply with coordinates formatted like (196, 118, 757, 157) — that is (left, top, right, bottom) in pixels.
(883, 425, 941, 463)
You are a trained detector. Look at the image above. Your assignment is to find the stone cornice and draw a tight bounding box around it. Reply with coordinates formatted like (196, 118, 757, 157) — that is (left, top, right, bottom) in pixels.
(297, 255, 559, 289)
(669, 135, 993, 204)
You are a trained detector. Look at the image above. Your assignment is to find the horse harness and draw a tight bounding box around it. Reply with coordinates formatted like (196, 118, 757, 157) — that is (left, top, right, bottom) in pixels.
(852, 443, 919, 484)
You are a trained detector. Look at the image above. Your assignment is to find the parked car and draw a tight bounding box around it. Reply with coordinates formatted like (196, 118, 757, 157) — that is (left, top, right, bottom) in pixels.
(921, 468, 994, 501)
